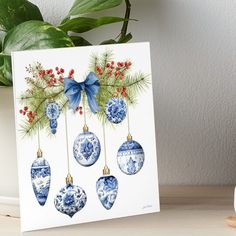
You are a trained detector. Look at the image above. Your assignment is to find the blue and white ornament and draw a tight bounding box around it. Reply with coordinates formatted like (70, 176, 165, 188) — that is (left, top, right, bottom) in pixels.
(31, 149, 51, 206)
(54, 174, 87, 218)
(45, 101, 61, 134)
(73, 125, 101, 167)
(105, 97, 127, 124)
(117, 135, 145, 175)
(96, 167, 118, 210)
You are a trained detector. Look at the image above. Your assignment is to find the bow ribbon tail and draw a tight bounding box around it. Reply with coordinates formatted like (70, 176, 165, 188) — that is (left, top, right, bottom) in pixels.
(86, 91, 100, 113)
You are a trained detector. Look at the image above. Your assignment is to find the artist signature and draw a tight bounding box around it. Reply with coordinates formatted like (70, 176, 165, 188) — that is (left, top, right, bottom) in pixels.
(142, 204, 152, 209)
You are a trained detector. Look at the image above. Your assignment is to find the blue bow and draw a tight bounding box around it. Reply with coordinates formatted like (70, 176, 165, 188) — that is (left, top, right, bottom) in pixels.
(64, 72, 100, 113)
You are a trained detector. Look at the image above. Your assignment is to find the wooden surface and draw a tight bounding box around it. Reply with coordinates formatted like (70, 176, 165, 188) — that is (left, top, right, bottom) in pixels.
(1, 186, 236, 236)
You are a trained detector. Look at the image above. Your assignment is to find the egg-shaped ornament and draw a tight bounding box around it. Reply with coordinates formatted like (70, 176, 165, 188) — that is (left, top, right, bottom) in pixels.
(105, 96, 127, 124)
(73, 125, 101, 167)
(96, 166, 118, 210)
(45, 101, 61, 134)
(31, 149, 51, 206)
(54, 174, 87, 218)
(117, 134, 145, 175)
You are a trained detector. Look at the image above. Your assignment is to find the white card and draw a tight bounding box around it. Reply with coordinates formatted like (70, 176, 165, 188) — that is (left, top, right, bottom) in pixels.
(12, 42, 159, 231)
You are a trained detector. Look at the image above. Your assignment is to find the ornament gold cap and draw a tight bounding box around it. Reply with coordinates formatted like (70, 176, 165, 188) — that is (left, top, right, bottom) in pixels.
(103, 165, 110, 175)
(127, 133, 132, 141)
(37, 148, 43, 158)
(83, 124, 89, 132)
(66, 173, 73, 184)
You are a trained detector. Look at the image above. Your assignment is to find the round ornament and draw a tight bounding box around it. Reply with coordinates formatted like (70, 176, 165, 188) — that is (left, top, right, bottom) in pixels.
(105, 97, 127, 124)
(73, 131, 101, 166)
(117, 139, 145, 175)
(31, 151, 51, 206)
(54, 182, 87, 218)
(45, 101, 60, 134)
(96, 175, 118, 210)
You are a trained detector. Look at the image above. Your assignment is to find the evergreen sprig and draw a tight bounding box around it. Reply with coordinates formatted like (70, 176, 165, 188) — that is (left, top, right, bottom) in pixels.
(18, 50, 150, 137)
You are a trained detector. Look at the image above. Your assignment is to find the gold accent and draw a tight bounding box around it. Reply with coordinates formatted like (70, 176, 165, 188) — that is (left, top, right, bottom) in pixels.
(127, 133, 132, 141)
(83, 124, 89, 132)
(37, 148, 43, 158)
(66, 173, 73, 184)
(113, 92, 118, 97)
(103, 165, 110, 175)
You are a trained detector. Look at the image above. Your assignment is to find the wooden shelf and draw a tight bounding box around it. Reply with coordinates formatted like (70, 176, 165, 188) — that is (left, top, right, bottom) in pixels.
(0, 186, 235, 235)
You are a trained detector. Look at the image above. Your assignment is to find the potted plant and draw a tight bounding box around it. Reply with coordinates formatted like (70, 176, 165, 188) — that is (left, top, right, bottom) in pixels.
(0, 0, 132, 199)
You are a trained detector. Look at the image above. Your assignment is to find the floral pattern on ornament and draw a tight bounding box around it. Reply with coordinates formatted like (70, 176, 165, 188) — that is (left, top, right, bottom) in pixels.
(54, 183, 87, 218)
(105, 97, 127, 124)
(31, 157, 51, 206)
(96, 175, 118, 210)
(73, 131, 101, 166)
(117, 140, 145, 175)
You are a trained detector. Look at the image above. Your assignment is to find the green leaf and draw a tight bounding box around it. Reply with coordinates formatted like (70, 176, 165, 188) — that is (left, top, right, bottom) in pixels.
(70, 36, 91, 46)
(3, 21, 74, 55)
(100, 39, 117, 45)
(59, 16, 126, 33)
(68, 0, 123, 16)
(0, 57, 12, 86)
(118, 32, 132, 43)
(0, 0, 43, 31)
(2, 21, 74, 85)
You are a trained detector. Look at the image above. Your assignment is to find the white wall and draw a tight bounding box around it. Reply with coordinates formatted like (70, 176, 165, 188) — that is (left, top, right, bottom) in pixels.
(0, 0, 236, 197)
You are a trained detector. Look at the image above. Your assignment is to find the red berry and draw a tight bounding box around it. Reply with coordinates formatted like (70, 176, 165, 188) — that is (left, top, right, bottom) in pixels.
(49, 69, 53, 74)
(116, 88, 121, 92)
(120, 76, 124, 80)
(121, 72, 124, 76)
(120, 62, 124, 67)
(79, 111, 83, 115)
(122, 86, 126, 92)
(79, 106, 82, 110)
(19, 109, 23, 114)
(70, 69, 74, 75)
(55, 67, 59, 71)
(24, 106, 28, 111)
(128, 62, 132, 66)
(106, 63, 110, 68)
(60, 68, 64, 73)
(111, 61, 114, 65)
(23, 111, 26, 115)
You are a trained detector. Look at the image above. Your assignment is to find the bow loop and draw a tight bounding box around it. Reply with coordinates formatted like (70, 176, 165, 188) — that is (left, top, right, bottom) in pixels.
(64, 72, 100, 113)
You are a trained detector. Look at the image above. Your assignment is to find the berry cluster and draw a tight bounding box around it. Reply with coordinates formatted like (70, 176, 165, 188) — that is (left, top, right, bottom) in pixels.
(19, 106, 37, 123)
(75, 106, 83, 115)
(37, 67, 76, 86)
(116, 86, 128, 97)
(96, 60, 132, 81)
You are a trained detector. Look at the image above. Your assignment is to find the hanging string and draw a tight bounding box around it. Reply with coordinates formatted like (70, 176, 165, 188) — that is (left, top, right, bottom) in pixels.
(37, 124, 41, 150)
(82, 92, 87, 126)
(102, 123, 107, 166)
(127, 104, 131, 137)
(64, 111, 71, 174)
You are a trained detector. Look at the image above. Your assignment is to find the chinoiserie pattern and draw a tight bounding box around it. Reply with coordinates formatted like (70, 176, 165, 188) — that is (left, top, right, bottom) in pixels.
(96, 175, 118, 210)
(105, 97, 127, 124)
(31, 157, 51, 206)
(117, 140, 145, 175)
(73, 131, 101, 166)
(54, 183, 87, 217)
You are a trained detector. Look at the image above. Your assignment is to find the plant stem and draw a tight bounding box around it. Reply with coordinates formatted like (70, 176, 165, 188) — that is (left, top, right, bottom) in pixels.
(119, 0, 131, 41)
